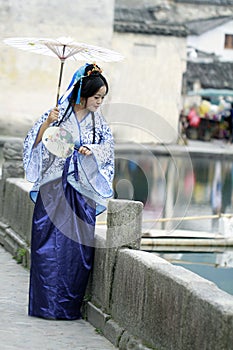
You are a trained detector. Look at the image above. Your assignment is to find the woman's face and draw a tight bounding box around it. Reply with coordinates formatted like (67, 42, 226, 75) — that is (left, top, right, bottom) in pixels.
(85, 85, 107, 112)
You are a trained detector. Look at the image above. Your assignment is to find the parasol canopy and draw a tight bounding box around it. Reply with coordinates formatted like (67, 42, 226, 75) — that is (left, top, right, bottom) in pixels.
(3, 36, 124, 105)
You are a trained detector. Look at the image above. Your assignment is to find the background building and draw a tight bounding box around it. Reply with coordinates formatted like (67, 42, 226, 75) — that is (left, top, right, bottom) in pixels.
(1, 0, 233, 143)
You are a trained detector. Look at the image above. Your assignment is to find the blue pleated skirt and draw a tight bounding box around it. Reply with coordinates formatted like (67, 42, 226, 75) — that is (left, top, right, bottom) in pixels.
(29, 176, 96, 320)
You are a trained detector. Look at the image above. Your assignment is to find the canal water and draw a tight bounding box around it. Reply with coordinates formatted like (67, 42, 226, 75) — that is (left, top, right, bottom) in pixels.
(114, 151, 233, 232)
(113, 150, 233, 295)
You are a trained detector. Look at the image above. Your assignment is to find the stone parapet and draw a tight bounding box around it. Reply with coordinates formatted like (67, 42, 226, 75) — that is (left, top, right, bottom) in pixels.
(89, 237, 233, 349)
(0, 178, 33, 266)
(3, 178, 33, 244)
(111, 249, 233, 349)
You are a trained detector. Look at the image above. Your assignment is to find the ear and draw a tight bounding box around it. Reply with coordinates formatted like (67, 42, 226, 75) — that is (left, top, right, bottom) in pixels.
(80, 97, 87, 108)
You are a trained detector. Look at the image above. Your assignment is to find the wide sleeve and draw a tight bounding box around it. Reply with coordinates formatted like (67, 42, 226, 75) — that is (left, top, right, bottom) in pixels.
(67, 116, 114, 215)
(83, 119, 114, 184)
(23, 110, 50, 182)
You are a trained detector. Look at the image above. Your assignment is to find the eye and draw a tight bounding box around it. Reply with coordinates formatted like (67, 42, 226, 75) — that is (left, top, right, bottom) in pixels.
(95, 95, 104, 100)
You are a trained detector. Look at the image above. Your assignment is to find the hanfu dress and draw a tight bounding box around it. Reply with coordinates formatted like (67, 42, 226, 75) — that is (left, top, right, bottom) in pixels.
(23, 100, 114, 319)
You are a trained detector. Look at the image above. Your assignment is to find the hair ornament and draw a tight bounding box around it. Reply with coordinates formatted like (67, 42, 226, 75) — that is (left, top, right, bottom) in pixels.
(76, 77, 83, 105)
(86, 63, 103, 76)
(58, 63, 88, 105)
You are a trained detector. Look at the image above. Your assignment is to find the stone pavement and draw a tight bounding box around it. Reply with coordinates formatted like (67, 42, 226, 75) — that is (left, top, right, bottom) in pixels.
(0, 246, 116, 350)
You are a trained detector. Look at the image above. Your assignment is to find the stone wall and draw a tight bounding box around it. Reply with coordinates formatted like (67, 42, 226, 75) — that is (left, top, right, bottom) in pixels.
(0, 139, 33, 264)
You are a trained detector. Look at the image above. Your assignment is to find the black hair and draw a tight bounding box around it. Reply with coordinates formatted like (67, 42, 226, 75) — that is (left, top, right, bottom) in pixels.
(69, 64, 108, 105)
(59, 64, 108, 124)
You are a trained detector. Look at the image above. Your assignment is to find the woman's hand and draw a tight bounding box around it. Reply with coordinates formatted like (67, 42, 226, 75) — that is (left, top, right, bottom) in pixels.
(34, 107, 59, 147)
(47, 107, 59, 125)
(78, 146, 92, 156)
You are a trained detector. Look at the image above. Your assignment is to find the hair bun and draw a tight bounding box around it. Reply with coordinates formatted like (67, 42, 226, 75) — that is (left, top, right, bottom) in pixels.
(85, 63, 103, 77)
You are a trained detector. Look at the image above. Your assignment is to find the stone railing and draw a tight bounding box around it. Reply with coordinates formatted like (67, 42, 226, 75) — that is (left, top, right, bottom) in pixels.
(0, 140, 233, 350)
(87, 200, 233, 350)
(0, 138, 33, 264)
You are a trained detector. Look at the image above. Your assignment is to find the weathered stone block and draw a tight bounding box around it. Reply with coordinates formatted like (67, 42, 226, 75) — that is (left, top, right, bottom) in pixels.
(86, 301, 111, 330)
(2, 140, 23, 160)
(126, 337, 153, 350)
(91, 238, 117, 313)
(2, 140, 24, 179)
(119, 331, 153, 350)
(0, 179, 5, 218)
(2, 161, 24, 179)
(3, 178, 33, 243)
(106, 199, 143, 249)
(103, 318, 124, 348)
(4, 227, 27, 258)
(118, 331, 131, 350)
(0, 221, 9, 246)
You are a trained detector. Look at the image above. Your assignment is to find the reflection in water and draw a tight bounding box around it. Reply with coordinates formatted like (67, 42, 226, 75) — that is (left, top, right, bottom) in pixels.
(114, 153, 167, 227)
(114, 153, 233, 233)
(114, 159, 149, 204)
(190, 157, 233, 233)
(211, 161, 222, 215)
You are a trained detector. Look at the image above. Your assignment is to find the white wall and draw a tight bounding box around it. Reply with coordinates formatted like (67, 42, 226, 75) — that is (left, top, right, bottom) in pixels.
(188, 20, 233, 61)
(105, 32, 187, 143)
(0, 0, 115, 136)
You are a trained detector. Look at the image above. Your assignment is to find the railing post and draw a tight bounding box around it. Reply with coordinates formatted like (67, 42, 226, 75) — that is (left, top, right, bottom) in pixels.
(106, 199, 143, 250)
(90, 199, 143, 314)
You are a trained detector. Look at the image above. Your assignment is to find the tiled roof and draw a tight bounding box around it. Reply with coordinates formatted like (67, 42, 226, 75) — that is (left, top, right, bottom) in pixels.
(114, 7, 232, 37)
(114, 7, 188, 37)
(186, 16, 233, 35)
(184, 61, 233, 91)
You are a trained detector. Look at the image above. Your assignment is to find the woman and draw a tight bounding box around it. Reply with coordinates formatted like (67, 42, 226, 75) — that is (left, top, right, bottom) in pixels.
(23, 63, 114, 320)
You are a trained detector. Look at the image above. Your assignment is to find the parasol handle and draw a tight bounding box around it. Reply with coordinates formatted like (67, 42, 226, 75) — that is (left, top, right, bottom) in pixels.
(56, 59, 65, 106)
